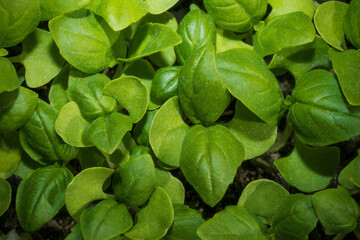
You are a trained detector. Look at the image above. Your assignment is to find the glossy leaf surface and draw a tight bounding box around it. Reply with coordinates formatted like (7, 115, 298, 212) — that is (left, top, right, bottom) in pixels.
(151, 66, 181, 105)
(266, 0, 314, 21)
(155, 168, 185, 204)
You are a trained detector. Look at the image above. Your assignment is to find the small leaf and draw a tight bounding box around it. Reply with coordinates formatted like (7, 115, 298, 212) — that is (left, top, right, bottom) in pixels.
(312, 186, 360, 234)
(344, 0, 360, 49)
(16, 165, 73, 232)
(65, 167, 114, 221)
(151, 66, 181, 105)
(80, 200, 133, 240)
(0, 57, 19, 94)
(65, 224, 83, 240)
(0, 48, 8, 57)
(149, 97, 189, 168)
(180, 125, 244, 207)
(133, 110, 157, 147)
(0, 178, 11, 217)
(40, 0, 91, 20)
(266, 0, 314, 21)
(338, 150, 360, 191)
(216, 29, 253, 53)
(155, 168, 185, 204)
(78, 147, 109, 170)
(49, 64, 70, 110)
(125, 187, 174, 240)
(197, 206, 268, 240)
(145, 0, 179, 14)
(0, 131, 22, 179)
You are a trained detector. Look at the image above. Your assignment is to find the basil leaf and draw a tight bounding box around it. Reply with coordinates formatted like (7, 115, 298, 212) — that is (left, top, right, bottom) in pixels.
(65, 167, 114, 221)
(271, 194, 318, 240)
(155, 168, 185, 204)
(204, 0, 267, 32)
(275, 139, 340, 192)
(109, 133, 137, 166)
(40, 0, 90, 21)
(145, 0, 179, 14)
(266, 0, 314, 21)
(175, 8, 216, 65)
(78, 147, 109, 170)
(289, 69, 360, 145)
(180, 125, 244, 207)
(329, 49, 360, 106)
(0, 48, 8, 57)
(49, 64, 70, 111)
(13, 151, 42, 180)
(225, 101, 277, 160)
(0, 131, 21, 179)
(197, 206, 268, 240)
(0, 57, 19, 94)
(216, 29, 253, 53)
(338, 149, 360, 191)
(83, 112, 132, 155)
(312, 186, 360, 234)
(49, 11, 126, 73)
(238, 179, 289, 221)
(16, 165, 73, 232)
(80, 200, 133, 240)
(19, 100, 78, 165)
(125, 187, 174, 240)
(0, 87, 37, 133)
(0, 0, 40, 48)
(149, 97, 189, 168)
(253, 12, 316, 57)
(0, 178, 11, 217)
(113, 154, 156, 207)
(344, 0, 360, 49)
(216, 48, 285, 125)
(65, 224, 83, 240)
(314, 1, 348, 51)
(103, 76, 149, 123)
(151, 66, 181, 105)
(133, 110, 157, 147)
(178, 44, 229, 124)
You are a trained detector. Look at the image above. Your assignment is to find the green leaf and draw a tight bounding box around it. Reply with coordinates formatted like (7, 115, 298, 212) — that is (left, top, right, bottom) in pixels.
(314, 1, 348, 51)
(253, 12, 316, 57)
(65, 167, 114, 221)
(266, 0, 314, 21)
(16, 165, 73, 232)
(164, 204, 204, 240)
(0, 0, 40, 47)
(338, 149, 360, 191)
(49, 64, 70, 110)
(289, 69, 360, 145)
(109, 133, 137, 166)
(329, 49, 360, 105)
(78, 147, 109, 170)
(275, 139, 339, 192)
(89, 0, 147, 31)
(0, 48, 8, 57)
(271, 194, 318, 240)
(125, 187, 174, 240)
(155, 168, 185, 204)
(119, 23, 182, 62)
(67, 71, 117, 121)
(216, 48, 285, 125)
(10, 29, 64, 88)
(83, 112, 132, 155)
(178, 44, 229, 124)
(175, 9, 216, 65)
(149, 97, 189, 168)
(80, 200, 133, 240)
(0, 178, 11, 217)
(103, 76, 149, 123)
(344, 0, 360, 49)
(55, 101, 90, 147)
(65, 224, 83, 240)
(19, 100, 78, 165)
(225, 101, 277, 160)
(133, 110, 157, 147)
(145, 0, 178, 14)
(269, 35, 331, 79)
(216, 29, 253, 53)
(49, 11, 126, 73)
(113, 154, 156, 207)
(0, 87, 37, 133)
(0, 57, 19, 94)
(0, 131, 21, 179)
(312, 186, 360, 234)
(204, 0, 267, 33)
(180, 125, 244, 207)
(197, 206, 268, 240)
(13, 151, 42, 179)
(238, 179, 289, 221)
(40, 0, 91, 21)
(151, 66, 181, 105)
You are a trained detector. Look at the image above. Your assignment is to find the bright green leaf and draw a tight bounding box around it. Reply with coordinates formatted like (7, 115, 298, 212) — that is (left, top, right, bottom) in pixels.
(344, 0, 360, 49)
(155, 168, 185, 204)
(266, 0, 314, 21)
(0, 57, 19, 94)
(40, 0, 91, 21)
(78, 147, 109, 170)
(145, 0, 178, 14)
(0, 178, 11, 217)
(338, 149, 360, 191)
(216, 29, 253, 53)
(133, 110, 157, 147)
(0, 48, 8, 57)
(151, 66, 181, 105)
(0, 131, 21, 179)
(49, 64, 70, 110)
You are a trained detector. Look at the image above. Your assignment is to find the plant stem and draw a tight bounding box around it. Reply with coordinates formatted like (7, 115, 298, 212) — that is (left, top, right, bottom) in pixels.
(269, 117, 293, 153)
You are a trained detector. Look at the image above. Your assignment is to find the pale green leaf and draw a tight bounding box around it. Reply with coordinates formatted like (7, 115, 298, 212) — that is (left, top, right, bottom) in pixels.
(40, 0, 91, 21)
(0, 131, 21, 179)
(266, 0, 314, 21)
(155, 168, 185, 204)
(0, 57, 19, 93)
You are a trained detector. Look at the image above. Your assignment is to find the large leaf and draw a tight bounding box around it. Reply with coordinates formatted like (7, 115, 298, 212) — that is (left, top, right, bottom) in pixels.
(0, 0, 40, 47)
(314, 1, 348, 51)
(65, 167, 114, 221)
(40, 0, 91, 20)
(80, 200, 133, 240)
(197, 206, 268, 240)
(149, 97, 189, 168)
(253, 12, 315, 57)
(344, 0, 360, 49)
(125, 187, 174, 240)
(0, 178, 11, 217)
(49, 11, 126, 73)
(203, 0, 267, 33)
(10, 29, 64, 88)
(0, 57, 19, 94)
(216, 48, 285, 125)
(16, 165, 73, 232)
(289, 69, 360, 146)
(275, 139, 339, 192)
(266, 0, 314, 21)
(0, 131, 22, 179)
(180, 125, 244, 207)
(178, 44, 229, 124)
(19, 100, 78, 165)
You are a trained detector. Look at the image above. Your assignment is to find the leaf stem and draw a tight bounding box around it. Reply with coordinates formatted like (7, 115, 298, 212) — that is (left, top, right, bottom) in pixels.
(268, 116, 293, 153)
